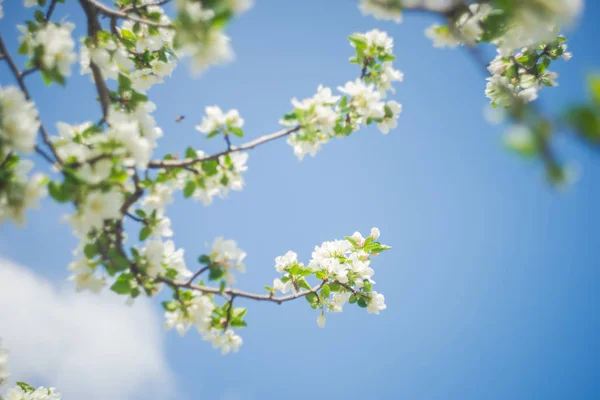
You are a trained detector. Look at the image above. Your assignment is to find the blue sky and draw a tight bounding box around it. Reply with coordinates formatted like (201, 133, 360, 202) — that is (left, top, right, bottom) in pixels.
(1, 1, 600, 399)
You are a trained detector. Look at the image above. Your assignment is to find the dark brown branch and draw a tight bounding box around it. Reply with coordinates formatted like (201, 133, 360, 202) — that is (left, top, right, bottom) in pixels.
(78, 0, 111, 120)
(45, 0, 59, 21)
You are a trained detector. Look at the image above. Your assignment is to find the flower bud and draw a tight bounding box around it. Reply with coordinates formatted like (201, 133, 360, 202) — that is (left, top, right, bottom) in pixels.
(370, 227, 380, 240)
(317, 312, 326, 328)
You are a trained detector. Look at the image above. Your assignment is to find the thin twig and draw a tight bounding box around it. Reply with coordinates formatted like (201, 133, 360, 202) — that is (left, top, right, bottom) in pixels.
(81, 0, 173, 29)
(148, 126, 301, 169)
(45, 0, 59, 21)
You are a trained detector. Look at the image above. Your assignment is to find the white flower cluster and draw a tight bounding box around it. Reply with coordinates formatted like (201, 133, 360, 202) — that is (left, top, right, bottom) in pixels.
(209, 237, 247, 284)
(204, 328, 243, 355)
(80, 5, 176, 93)
(164, 291, 215, 336)
(178, 150, 249, 206)
(196, 106, 244, 137)
(68, 257, 106, 293)
(0, 86, 40, 153)
(67, 189, 122, 236)
(18, 22, 77, 79)
(0, 159, 47, 226)
(425, 4, 493, 48)
(485, 37, 571, 108)
(4, 385, 61, 400)
(359, 0, 451, 22)
(106, 103, 163, 169)
(272, 251, 301, 293)
(173, 0, 253, 74)
(283, 29, 403, 160)
(143, 238, 191, 279)
(485, 74, 538, 108)
(272, 227, 389, 328)
(495, 0, 583, 55)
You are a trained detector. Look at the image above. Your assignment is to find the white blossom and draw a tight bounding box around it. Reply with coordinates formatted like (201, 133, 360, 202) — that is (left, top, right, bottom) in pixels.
(338, 79, 385, 121)
(37, 23, 77, 77)
(4, 385, 61, 400)
(370, 227, 380, 240)
(143, 239, 191, 279)
(358, 0, 402, 23)
(203, 329, 242, 355)
(274, 250, 298, 273)
(0, 160, 47, 226)
(367, 291, 387, 314)
(69, 189, 122, 234)
(76, 159, 113, 185)
(196, 106, 244, 135)
(210, 237, 246, 284)
(0, 86, 40, 153)
(68, 259, 106, 293)
(317, 312, 326, 328)
(378, 100, 402, 134)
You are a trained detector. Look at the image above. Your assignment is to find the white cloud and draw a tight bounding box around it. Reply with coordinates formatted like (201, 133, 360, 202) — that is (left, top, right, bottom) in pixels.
(0, 258, 177, 400)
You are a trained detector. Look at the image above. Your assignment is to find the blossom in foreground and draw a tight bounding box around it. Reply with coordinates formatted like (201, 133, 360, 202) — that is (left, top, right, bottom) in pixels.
(4, 384, 61, 400)
(0, 86, 40, 153)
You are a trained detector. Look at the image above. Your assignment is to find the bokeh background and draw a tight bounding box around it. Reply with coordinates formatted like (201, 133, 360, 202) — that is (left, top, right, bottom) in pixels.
(1, 1, 600, 399)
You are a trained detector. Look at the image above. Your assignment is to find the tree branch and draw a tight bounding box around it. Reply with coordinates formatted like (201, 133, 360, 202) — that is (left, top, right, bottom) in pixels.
(148, 126, 301, 169)
(45, 0, 59, 21)
(81, 0, 174, 29)
(78, 0, 112, 120)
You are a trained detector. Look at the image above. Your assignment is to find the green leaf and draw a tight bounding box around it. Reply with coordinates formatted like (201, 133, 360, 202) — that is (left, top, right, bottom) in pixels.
(34, 10, 45, 23)
(297, 277, 311, 291)
(348, 33, 367, 49)
(305, 293, 318, 306)
(349, 294, 358, 304)
(48, 181, 71, 202)
(357, 298, 368, 308)
(589, 75, 600, 105)
(230, 127, 244, 137)
(320, 284, 331, 298)
(344, 236, 359, 248)
(206, 129, 221, 139)
(183, 180, 196, 198)
(139, 226, 151, 241)
(162, 301, 177, 311)
(282, 111, 298, 121)
(198, 254, 211, 264)
(208, 266, 225, 281)
(84, 243, 98, 259)
(17, 382, 36, 393)
(201, 160, 219, 176)
(185, 147, 197, 159)
(363, 281, 372, 292)
(110, 276, 132, 295)
(118, 73, 132, 90)
(135, 209, 147, 219)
